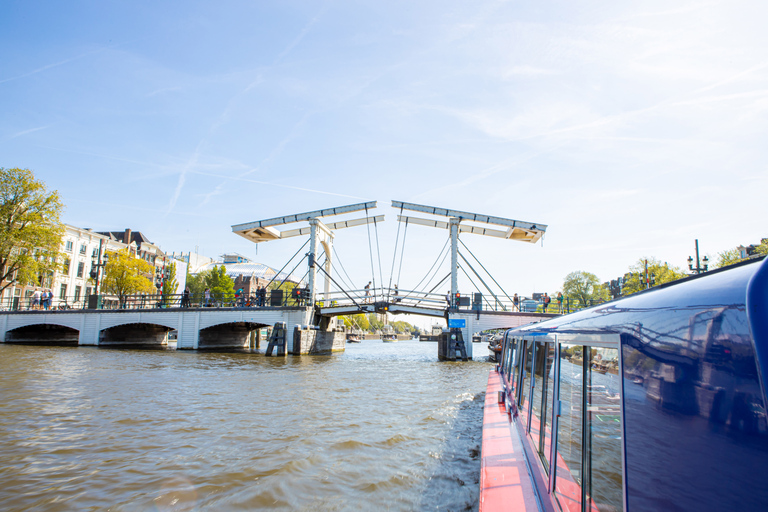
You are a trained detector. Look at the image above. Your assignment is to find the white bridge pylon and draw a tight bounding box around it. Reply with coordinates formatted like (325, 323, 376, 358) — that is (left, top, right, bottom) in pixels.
(231, 202, 383, 304)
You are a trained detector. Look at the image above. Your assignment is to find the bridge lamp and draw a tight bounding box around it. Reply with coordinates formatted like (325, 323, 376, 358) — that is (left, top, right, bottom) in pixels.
(90, 251, 109, 295)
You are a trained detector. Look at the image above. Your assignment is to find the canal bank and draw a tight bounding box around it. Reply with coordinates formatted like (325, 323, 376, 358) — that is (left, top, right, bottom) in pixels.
(0, 339, 490, 511)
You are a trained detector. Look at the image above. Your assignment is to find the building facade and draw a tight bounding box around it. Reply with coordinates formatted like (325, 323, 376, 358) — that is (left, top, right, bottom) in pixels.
(1, 226, 173, 310)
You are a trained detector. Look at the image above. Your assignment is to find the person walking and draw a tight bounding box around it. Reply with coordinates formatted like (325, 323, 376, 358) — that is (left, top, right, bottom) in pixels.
(543, 292, 551, 313)
(513, 293, 519, 312)
(364, 281, 371, 302)
(182, 287, 191, 308)
(204, 288, 211, 307)
(557, 292, 564, 313)
(31, 288, 42, 310)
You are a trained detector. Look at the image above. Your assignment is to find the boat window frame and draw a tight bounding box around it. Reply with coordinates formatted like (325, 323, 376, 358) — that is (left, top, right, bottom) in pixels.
(520, 334, 556, 434)
(549, 332, 627, 512)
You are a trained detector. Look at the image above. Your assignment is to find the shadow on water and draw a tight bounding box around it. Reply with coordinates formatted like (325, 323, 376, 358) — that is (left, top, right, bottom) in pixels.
(418, 390, 485, 512)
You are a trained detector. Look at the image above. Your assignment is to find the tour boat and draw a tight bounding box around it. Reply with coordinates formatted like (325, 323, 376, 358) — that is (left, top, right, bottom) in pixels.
(480, 256, 768, 512)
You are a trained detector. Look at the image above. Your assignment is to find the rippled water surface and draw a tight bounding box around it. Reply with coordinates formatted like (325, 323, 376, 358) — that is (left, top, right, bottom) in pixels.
(0, 340, 490, 511)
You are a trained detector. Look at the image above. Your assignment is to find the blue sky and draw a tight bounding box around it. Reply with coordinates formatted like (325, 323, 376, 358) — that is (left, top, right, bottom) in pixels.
(2, 0, 767, 314)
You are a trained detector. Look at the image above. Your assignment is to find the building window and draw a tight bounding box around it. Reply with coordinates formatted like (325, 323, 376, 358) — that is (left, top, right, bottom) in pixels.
(74, 286, 81, 302)
(59, 284, 67, 298)
(77, 261, 84, 278)
(65, 240, 73, 252)
(86, 286, 92, 297)
(63, 258, 71, 275)
(79, 244, 87, 255)
(92, 248, 98, 257)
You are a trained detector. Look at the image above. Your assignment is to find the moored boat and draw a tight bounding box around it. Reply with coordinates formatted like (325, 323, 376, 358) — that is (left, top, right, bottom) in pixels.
(480, 256, 768, 512)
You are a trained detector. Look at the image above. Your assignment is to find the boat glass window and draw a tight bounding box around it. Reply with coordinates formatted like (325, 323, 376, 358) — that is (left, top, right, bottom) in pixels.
(583, 347, 623, 511)
(505, 337, 518, 390)
(539, 342, 556, 472)
(519, 340, 535, 422)
(554, 343, 583, 511)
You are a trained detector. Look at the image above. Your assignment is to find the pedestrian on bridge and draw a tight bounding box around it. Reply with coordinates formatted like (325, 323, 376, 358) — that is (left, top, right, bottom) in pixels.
(557, 292, 563, 313)
(258, 286, 266, 307)
(513, 293, 519, 312)
(543, 293, 551, 313)
(365, 282, 371, 302)
(181, 287, 191, 308)
(204, 288, 211, 307)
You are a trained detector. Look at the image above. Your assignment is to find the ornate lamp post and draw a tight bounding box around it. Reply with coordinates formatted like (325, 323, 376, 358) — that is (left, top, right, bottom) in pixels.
(90, 241, 109, 296)
(688, 239, 709, 275)
(155, 262, 171, 306)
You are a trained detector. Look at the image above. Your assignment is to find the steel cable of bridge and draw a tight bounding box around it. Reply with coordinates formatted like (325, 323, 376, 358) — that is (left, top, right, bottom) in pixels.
(395, 218, 409, 296)
(372, 213, 385, 303)
(457, 262, 495, 310)
(363, 205, 378, 302)
(331, 245, 358, 292)
(386, 205, 404, 301)
(315, 260, 361, 308)
(398, 236, 449, 303)
(274, 250, 311, 292)
(264, 238, 310, 290)
(417, 238, 451, 295)
(458, 238, 515, 306)
(458, 250, 506, 312)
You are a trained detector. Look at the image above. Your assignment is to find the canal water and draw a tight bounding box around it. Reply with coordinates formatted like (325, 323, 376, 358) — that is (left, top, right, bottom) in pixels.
(0, 339, 491, 511)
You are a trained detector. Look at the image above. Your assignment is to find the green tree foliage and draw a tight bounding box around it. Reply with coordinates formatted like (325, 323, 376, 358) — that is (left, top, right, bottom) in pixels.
(714, 248, 743, 269)
(562, 271, 608, 306)
(339, 313, 415, 334)
(0, 167, 64, 293)
(341, 313, 370, 331)
(715, 239, 768, 268)
(205, 265, 235, 302)
(622, 258, 688, 295)
(101, 249, 155, 302)
(161, 261, 178, 300)
(186, 269, 208, 302)
(367, 313, 384, 332)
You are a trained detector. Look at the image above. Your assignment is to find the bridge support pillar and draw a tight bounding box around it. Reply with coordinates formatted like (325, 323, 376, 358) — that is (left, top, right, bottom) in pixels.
(291, 326, 346, 355)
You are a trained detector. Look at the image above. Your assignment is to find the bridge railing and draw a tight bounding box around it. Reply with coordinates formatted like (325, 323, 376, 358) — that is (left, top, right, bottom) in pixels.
(315, 287, 449, 311)
(315, 288, 605, 315)
(0, 290, 313, 312)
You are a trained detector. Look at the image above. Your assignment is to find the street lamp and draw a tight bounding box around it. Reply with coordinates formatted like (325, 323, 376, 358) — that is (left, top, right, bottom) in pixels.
(90, 241, 109, 295)
(688, 239, 709, 274)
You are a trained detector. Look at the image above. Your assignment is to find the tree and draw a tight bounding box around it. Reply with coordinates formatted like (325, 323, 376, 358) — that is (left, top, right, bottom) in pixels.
(341, 313, 370, 331)
(562, 271, 608, 306)
(715, 239, 768, 268)
(101, 249, 155, 304)
(622, 258, 688, 295)
(206, 265, 235, 302)
(714, 248, 743, 269)
(161, 261, 178, 299)
(0, 167, 64, 293)
(186, 269, 209, 302)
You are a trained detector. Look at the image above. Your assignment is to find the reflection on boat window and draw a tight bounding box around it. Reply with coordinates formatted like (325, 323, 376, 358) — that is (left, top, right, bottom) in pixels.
(584, 347, 623, 511)
(555, 343, 583, 511)
(520, 340, 535, 426)
(538, 342, 555, 472)
(505, 337, 518, 397)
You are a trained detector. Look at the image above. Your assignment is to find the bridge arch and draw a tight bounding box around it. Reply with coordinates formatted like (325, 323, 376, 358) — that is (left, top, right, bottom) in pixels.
(5, 323, 80, 345)
(99, 322, 175, 346)
(198, 321, 266, 349)
(4, 314, 83, 333)
(98, 314, 179, 332)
